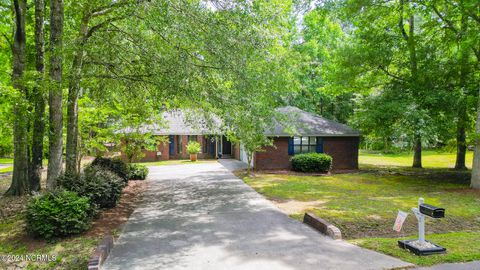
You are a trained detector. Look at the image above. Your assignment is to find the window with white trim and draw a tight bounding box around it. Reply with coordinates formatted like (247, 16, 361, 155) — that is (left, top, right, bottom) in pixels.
(293, 136, 317, 154)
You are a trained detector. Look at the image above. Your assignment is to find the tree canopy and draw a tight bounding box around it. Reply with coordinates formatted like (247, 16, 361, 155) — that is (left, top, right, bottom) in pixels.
(1, 0, 480, 193)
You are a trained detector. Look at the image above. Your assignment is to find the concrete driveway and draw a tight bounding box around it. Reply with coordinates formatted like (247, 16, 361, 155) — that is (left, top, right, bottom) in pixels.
(103, 160, 411, 270)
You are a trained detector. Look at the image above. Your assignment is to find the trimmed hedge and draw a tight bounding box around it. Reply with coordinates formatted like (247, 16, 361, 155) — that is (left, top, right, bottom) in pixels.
(90, 157, 128, 183)
(26, 190, 92, 239)
(59, 166, 124, 209)
(291, 153, 332, 173)
(127, 164, 149, 180)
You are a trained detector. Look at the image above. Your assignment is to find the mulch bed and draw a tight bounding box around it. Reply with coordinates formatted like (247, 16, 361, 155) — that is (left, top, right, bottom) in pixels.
(85, 180, 148, 238)
(0, 179, 148, 253)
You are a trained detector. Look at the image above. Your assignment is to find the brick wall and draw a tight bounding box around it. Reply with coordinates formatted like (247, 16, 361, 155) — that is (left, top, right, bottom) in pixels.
(254, 136, 359, 170)
(323, 136, 359, 170)
(134, 135, 215, 162)
(255, 137, 291, 170)
(233, 142, 240, 160)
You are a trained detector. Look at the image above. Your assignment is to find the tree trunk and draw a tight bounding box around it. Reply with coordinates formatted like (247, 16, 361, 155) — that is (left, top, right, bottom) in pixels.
(65, 57, 82, 174)
(47, 0, 65, 188)
(455, 9, 469, 170)
(246, 152, 252, 175)
(6, 0, 29, 196)
(470, 87, 480, 189)
(76, 135, 83, 174)
(30, 0, 46, 191)
(412, 134, 422, 168)
(66, 16, 89, 175)
(406, 14, 423, 168)
(455, 102, 468, 170)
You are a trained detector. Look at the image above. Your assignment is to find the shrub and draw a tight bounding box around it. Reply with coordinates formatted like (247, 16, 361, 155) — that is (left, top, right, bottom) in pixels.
(56, 172, 83, 192)
(59, 167, 124, 209)
(186, 141, 201, 154)
(90, 157, 128, 183)
(26, 190, 92, 239)
(127, 164, 149, 180)
(291, 153, 332, 173)
(82, 166, 124, 208)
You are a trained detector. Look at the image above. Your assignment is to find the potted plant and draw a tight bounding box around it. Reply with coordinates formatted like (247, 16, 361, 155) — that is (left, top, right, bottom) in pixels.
(186, 141, 201, 162)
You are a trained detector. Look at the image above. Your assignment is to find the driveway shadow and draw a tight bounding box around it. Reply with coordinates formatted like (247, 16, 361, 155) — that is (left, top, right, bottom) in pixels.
(103, 163, 411, 270)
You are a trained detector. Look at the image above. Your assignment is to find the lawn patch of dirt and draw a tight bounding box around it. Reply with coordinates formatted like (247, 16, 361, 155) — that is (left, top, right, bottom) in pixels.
(271, 198, 326, 215)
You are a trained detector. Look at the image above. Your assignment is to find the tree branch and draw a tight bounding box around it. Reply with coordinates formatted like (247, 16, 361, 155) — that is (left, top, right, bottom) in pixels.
(1, 32, 13, 51)
(431, 4, 458, 33)
(398, 0, 409, 41)
(86, 15, 129, 38)
(90, 0, 132, 17)
(378, 65, 405, 81)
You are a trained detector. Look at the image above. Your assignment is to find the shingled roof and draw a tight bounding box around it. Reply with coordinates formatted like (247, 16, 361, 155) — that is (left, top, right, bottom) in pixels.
(267, 106, 360, 137)
(144, 110, 221, 135)
(120, 106, 359, 137)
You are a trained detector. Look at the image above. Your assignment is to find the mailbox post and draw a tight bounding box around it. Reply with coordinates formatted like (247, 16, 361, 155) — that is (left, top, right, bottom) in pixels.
(413, 198, 426, 245)
(398, 197, 446, 256)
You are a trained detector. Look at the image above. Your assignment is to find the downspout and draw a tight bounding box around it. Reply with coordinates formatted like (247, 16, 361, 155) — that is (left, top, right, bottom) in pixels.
(215, 136, 218, 159)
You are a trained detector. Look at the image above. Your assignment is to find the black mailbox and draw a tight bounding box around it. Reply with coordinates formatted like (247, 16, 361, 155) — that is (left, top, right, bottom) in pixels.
(420, 204, 445, 218)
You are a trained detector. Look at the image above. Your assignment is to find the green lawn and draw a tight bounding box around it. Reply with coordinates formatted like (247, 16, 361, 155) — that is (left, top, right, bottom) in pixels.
(137, 159, 218, 166)
(0, 159, 49, 174)
(0, 175, 98, 269)
(0, 214, 99, 270)
(352, 232, 480, 266)
(242, 151, 480, 266)
(360, 150, 473, 169)
(0, 158, 13, 164)
(0, 166, 13, 173)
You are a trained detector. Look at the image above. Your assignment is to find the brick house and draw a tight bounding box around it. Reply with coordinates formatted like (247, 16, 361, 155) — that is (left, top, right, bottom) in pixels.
(124, 106, 360, 170)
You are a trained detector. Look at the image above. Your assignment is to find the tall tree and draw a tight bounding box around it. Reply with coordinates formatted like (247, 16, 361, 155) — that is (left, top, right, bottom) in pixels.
(30, 0, 46, 191)
(472, 89, 480, 188)
(6, 0, 29, 195)
(398, 0, 422, 168)
(66, 0, 136, 174)
(47, 0, 64, 188)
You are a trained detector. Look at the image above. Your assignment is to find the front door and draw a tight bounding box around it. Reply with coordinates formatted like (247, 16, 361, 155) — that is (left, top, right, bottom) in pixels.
(222, 136, 232, 155)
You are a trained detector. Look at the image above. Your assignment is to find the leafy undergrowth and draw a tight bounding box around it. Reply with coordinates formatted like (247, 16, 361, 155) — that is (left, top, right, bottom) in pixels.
(351, 232, 480, 266)
(0, 176, 148, 269)
(243, 167, 480, 266)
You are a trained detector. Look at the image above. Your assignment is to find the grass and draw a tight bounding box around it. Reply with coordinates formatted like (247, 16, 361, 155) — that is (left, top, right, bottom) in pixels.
(0, 175, 99, 269)
(0, 166, 13, 173)
(360, 150, 473, 169)
(0, 215, 99, 270)
(0, 159, 48, 174)
(242, 150, 480, 266)
(137, 159, 218, 166)
(0, 158, 13, 164)
(351, 232, 480, 266)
